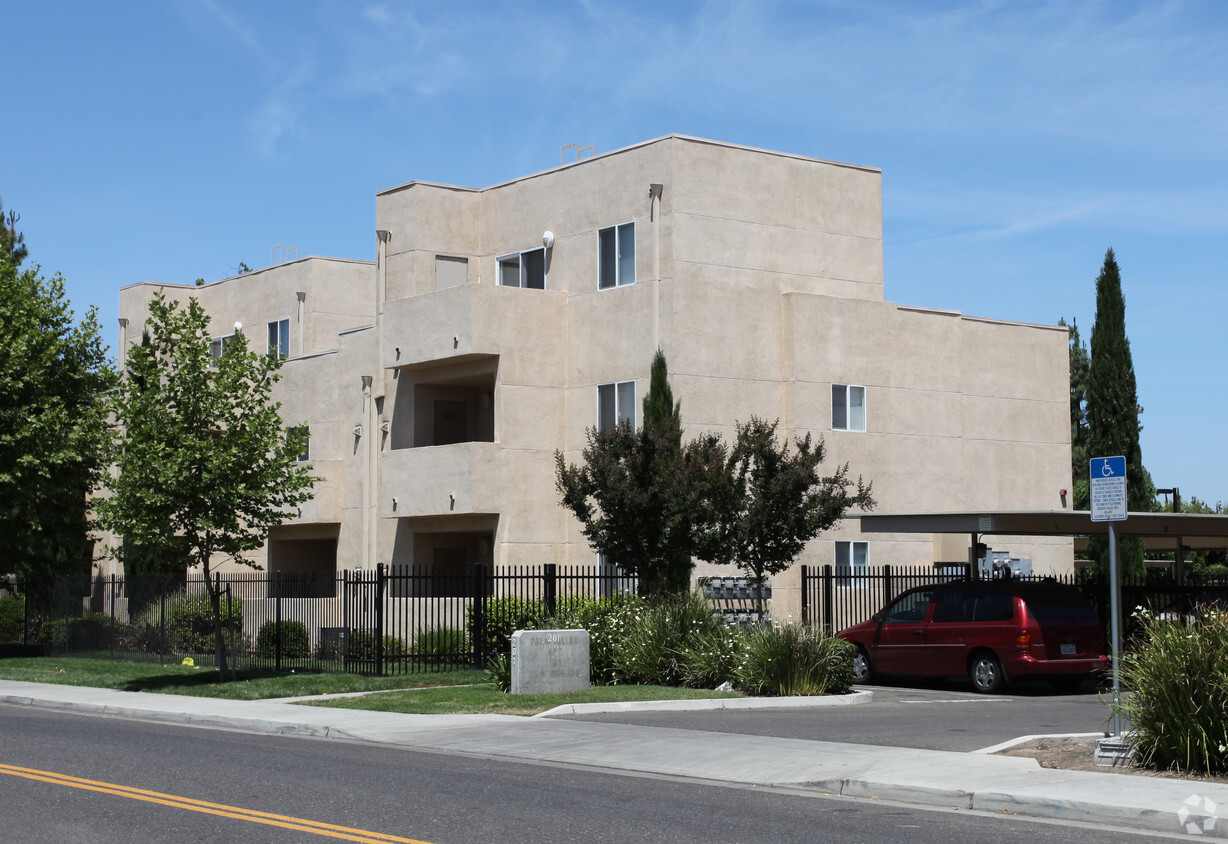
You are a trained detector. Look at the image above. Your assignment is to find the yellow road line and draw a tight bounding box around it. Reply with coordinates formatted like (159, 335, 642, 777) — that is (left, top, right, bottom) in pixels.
(0, 763, 434, 844)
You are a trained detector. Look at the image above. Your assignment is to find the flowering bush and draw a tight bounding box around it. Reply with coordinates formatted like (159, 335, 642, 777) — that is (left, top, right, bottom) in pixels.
(1115, 608, 1228, 774)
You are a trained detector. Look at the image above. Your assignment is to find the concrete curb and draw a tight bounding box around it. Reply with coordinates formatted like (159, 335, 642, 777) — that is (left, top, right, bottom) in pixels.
(535, 690, 872, 718)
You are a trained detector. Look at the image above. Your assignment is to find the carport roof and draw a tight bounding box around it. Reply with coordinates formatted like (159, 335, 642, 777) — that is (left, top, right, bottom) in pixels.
(859, 510, 1228, 551)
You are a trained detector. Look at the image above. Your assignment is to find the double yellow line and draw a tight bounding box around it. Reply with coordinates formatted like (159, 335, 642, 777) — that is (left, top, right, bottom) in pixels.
(0, 762, 434, 844)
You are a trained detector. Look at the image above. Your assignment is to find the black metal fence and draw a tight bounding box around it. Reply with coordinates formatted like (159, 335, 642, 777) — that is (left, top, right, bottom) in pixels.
(4, 564, 636, 675)
(800, 564, 973, 633)
(800, 564, 1228, 638)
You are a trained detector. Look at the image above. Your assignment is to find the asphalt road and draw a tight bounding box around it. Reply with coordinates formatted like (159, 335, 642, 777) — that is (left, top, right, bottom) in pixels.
(561, 679, 1119, 751)
(0, 705, 1156, 844)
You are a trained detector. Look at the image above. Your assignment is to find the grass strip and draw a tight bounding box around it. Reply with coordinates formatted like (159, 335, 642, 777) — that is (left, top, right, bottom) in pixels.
(297, 683, 744, 716)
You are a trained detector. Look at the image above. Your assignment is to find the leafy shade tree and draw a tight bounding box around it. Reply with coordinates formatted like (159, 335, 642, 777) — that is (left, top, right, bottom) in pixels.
(1085, 249, 1154, 579)
(99, 293, 317, 677)
(556, 350, 722, 596)
(695, 417, 874, 609)
(0, 261, 114, 593)
(0, 196, 28, 268)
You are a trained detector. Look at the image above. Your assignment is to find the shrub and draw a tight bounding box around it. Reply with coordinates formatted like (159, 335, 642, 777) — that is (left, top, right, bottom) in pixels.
(1115, 609, 1228, 775)
(611, 591, 724, 686)
(678, 623, 748, 689)
(0, 595, 25, 643)
(550, 594, 636, 684)
(486, 653, 511, 692)
(37, 612, 120, 650)
(255, 620, 311, 659)
(467, 597, 547, 658)
(166, 593, 244, 655)
(416, 627, 468, 663)
(736, 624, 854, 696)
(346, 630, 408, 661)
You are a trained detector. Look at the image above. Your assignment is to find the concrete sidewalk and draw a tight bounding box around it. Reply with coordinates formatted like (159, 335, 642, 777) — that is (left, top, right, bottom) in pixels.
(2, 679, 1225, 839)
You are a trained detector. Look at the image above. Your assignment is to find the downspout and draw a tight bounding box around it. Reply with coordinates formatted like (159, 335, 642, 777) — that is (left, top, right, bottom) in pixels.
(373, 229, 391, 570)
(361, 374, 374, 569)
(649, 183, 663, 351)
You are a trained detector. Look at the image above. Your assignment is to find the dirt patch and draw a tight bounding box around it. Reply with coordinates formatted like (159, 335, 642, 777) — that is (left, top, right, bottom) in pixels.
(999, 737, 1228, 785)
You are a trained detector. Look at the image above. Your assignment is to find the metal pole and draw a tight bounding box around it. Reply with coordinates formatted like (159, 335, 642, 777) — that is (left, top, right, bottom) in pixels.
(1108, 522, 1123, 737)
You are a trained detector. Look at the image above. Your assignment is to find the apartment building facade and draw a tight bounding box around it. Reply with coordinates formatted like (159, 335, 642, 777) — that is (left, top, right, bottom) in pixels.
(113, 136, 1073, 616)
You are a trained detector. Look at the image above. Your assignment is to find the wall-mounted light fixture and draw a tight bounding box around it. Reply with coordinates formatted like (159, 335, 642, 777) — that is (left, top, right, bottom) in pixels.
(542, 230, 555, 249)
(352, 425, 363, 438)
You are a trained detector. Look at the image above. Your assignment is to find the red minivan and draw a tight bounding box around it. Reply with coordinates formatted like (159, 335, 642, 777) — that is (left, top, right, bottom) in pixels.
(837, 581, 1109, 693)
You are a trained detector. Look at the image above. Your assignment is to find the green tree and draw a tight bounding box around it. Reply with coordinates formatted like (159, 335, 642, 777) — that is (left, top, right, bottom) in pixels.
(1085, 249, 1154, 579)
(0, 260, 114, 593)
(556, 351, 722, 596)
(99, 293, 317, 677)
(0, 196, 28, 268)
(695, 417, 874, 609)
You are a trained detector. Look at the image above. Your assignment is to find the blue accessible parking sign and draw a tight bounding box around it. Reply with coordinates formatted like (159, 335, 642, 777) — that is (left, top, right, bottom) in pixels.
(1090, 456, 1127, 522)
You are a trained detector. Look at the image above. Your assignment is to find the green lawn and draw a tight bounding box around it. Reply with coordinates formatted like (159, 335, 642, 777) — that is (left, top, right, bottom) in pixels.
(0, 656, 487, 700)
(0, 656, 744, 713)
(299, 683, 744, 716)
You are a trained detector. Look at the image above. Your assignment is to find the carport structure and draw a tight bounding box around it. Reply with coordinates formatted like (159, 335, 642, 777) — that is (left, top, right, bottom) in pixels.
(859, 510, 1228, 584)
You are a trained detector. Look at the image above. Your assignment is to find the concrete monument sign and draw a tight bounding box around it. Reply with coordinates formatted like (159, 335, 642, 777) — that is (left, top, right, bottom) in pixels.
(510, 629, 590, 695)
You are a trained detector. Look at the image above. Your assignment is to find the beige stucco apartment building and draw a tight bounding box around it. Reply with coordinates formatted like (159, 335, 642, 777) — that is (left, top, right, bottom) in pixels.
(112, 135, 1074, 617)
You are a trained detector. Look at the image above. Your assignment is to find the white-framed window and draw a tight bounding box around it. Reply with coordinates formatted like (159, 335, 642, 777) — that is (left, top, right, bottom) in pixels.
(834, 540, 869, 587)
(497, 247, 546, 289)
(267, 318, 290, 359)
(832, 384, 866, 432)
(210, 333, 236, 360)
(597, 380, 635, 434)
(290, 425, 310, 461)
(598, 222, 635, 289)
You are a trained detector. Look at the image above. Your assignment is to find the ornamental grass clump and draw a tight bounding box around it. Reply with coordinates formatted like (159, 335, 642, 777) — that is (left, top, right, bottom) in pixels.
(611, 591, 724, 686)
(737, 623, 853, 697)
(1115, 609, 1228, 775)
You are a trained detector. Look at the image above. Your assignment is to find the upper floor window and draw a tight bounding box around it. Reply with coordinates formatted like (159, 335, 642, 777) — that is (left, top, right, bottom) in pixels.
(498, 248, 545, 289)
(597, 380, 635, 434)
(210, 333, 235, 360)
(268, 318, 290, 359)
(598, 222, 635, 289)
(832, 384, 866, 432)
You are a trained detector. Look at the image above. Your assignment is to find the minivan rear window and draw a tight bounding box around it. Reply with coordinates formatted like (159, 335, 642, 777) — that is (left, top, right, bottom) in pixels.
(1022, 587, 1099, 623)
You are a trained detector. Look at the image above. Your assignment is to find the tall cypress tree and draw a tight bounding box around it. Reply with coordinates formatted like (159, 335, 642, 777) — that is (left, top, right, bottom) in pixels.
(1085, 249, 1152, 578)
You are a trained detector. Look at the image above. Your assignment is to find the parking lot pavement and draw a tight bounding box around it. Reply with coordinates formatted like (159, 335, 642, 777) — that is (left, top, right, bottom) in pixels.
(558, 679, 1116, 752)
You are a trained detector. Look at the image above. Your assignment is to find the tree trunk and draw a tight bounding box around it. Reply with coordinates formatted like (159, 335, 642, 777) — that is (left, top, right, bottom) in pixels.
(203, 547, 231, 682)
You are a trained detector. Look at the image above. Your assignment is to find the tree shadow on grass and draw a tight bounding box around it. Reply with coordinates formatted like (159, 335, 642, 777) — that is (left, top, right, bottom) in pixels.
(118, 667, 318, 692)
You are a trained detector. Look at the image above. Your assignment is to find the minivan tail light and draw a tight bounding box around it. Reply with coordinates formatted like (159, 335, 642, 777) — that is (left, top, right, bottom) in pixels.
(1015, 631, 1031, 652)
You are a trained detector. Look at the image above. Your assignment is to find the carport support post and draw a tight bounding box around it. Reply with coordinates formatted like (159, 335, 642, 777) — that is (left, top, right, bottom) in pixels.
(1108, 522, 1123, 737)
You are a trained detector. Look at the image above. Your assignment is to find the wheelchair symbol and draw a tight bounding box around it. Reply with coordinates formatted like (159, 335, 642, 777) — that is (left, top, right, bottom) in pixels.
(1101, 460, 1115, 477)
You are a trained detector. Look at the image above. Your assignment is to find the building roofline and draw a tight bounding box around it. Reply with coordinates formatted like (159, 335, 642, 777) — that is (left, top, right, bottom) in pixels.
(120, 255, 373, 292)
(376, 135, 881, 198)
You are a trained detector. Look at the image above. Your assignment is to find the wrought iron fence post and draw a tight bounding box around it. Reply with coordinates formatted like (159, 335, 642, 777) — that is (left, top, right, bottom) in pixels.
(63, 579, 70, 657)
(375, 564, 385, 677)
(800, 565, 810, 625)
(544, 563, 557, 618)
(822, 565, 834, 636)
(472, 563, 487, 669)
(109, 574, 116, 659)
(883, 564, 894, 606)
(159, 577, 166, 662)
(342, 570, 351, 672)
(274, 571, 282, 672)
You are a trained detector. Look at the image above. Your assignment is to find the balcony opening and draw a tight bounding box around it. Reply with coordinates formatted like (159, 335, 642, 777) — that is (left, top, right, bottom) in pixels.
(389, 355, 497, 449)
(388, 516, 498, 597)
(267, 523, 340, 598)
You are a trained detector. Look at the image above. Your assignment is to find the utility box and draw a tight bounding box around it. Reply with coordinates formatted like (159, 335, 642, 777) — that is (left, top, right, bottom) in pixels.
(510, 629, 590, 695)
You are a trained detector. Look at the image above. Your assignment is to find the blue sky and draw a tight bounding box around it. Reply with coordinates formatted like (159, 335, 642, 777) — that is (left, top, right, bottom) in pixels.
(4, 0, 1226, 505)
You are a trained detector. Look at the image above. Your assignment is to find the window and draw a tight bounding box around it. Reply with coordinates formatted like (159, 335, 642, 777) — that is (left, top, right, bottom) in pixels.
(289, 425, 310, 461)
(210, 333, 235, 360)
(267, 318, 289, 359)
(832, 384, 866, 432)
(598, 222, 635, 289)
(597, 380, 635, 433)
(834, 540, 869, 587)
(497, 248, 545, 289)
(882, 587, 935, 624)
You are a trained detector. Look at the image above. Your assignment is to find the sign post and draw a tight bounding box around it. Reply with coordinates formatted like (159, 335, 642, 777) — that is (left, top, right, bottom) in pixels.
(1090, 456, 1127, 737)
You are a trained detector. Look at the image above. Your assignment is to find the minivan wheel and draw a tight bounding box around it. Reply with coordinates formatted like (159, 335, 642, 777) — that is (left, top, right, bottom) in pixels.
(969, 653, 1004, 693)
(851, 646, 874, 684)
